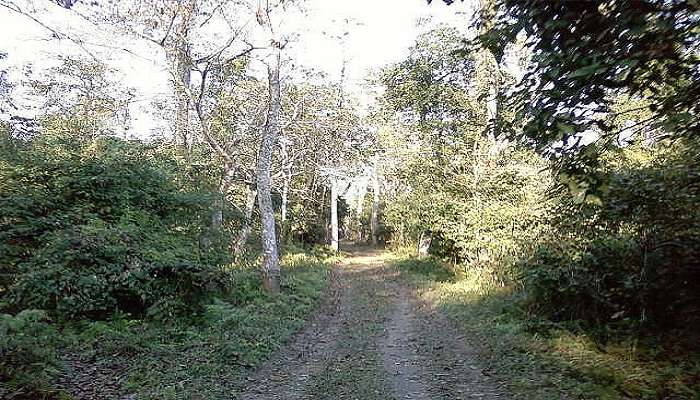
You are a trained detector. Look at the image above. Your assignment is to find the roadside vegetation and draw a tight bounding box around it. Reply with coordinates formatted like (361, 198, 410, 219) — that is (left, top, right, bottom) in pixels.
(390, 254, 700, 399)
(0, 123, 339, 399)
(2, 239, 334, 399)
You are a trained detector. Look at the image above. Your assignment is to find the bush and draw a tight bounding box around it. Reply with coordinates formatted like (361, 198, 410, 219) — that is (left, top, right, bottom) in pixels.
(520, 140, 700, 331)
(393, 256, 457, 282)
(0, 134, 231, 319)
(521, 237, 645, 327)
(9, 220, 228, 319)
(0, 310, 60, 399)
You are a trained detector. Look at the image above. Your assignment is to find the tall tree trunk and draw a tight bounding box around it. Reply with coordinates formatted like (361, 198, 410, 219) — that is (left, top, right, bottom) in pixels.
(330, 176, 339, 252)
(171, 0, 196, 154)
(257, 49, 282, 294)
(281, 179, 288, 222)
(212, 167, 234, 229)
(371, 165, 380, 246)
(211, 199, 224, 228)
(174, 48, 191, 152)
(281, 170, 290, 222)
(279, 141, 290, 224)
(355, 176, 367, 241)
(233, 186, 257, 254)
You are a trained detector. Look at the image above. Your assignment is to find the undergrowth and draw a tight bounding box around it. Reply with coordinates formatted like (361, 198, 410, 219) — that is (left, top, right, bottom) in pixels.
(387, 252, 700, 400)
(0, 248, 336, 400)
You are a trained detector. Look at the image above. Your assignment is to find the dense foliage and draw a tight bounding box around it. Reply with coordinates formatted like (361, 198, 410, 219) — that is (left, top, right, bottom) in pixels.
(481, 0, 699, 181)
(523, 138, 700, 330)
(0, 130, 231, 319)
(377, 9, 699, 343)
(377, 26, 549, 280)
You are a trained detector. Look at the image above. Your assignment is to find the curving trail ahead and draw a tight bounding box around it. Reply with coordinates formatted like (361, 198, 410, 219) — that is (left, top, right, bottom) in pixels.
(233, 247, 509, 400)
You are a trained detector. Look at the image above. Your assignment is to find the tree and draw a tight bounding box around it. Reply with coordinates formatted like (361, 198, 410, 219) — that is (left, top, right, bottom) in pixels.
(28, 56, 134, 138)
(255, 0, 293, 293)
(370, 162, 380, 246)
(272, 80, 363, 248)
(0, 51, 13, 118)
(473, 0, 699, 193)
(375, 24, 548, 267)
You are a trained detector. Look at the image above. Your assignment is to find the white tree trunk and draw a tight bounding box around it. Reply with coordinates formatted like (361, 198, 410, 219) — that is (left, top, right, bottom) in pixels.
(257, 49, 282, 293)
(174, 49, 191, 152)
(212, 205, 223, 228)
(281, 170, 290, 223)
(212, 167, 235, 229)
(330, 176, 339, 252)
(280, 141, 290, 224)
(371, 166, 380, 246)
(233, 186, 257, 254)
(171, 0, 195, 153)
(418, 232, 432, 256)
(281, 182, 288, 223)
(355, 176, 367, 241)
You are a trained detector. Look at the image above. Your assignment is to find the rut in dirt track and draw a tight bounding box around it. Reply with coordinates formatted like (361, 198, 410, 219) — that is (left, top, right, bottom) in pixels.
(232, 266, 344, 400)
(233, 248, 509, 400)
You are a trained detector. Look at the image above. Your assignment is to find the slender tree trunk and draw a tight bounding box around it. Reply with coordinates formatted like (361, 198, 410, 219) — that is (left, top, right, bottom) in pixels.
(279, 141, 290, 224)
(171, 0, 196, 154)
(212, 167, 235, 229)
(233, 186, 257, 254)
(211, 202, 224, 228)
(279, 169, 290, 245)
(371, 166, 380, 246)
(257, 49, 282, 294)
(281, 168, 290, 223)
(418, 231, 432, 256)
(174, 49, 191, 152)
(355, 177, 367, 241)
(330, 176, 339, 252)
(281, 179, 288, 222)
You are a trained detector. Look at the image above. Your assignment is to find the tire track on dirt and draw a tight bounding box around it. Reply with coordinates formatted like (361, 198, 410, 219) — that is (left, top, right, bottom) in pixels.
(378, 283, 432, 400)
(232, 267, 344, 400)
(235, 248, 510, 400)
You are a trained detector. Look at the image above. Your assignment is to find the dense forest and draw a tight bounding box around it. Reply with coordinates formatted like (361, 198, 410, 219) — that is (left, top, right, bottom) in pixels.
(1, 0, 698, 399)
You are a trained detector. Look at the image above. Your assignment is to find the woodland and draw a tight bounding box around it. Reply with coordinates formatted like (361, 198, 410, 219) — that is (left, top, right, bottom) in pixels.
(0, 0, 698, 399)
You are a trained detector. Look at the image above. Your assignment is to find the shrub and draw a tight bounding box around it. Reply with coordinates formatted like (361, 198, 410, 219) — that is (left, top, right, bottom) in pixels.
(0, 135, 232, 319)
(521, 237, 645, 327)
(393, 256, 457, 282)
(0, 310, 59, 399)
(520, 140, 700, 331)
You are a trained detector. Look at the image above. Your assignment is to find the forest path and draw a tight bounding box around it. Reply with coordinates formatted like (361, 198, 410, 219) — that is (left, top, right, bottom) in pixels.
(233, 247, 509, 400)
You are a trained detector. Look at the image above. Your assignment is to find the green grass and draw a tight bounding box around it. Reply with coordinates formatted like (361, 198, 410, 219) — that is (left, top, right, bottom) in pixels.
(386, 252, 700, 400)
(1, 249, 335, 400)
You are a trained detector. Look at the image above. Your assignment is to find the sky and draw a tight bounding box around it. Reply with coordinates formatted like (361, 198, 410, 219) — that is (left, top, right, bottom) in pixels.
(294, 0, 474, 85)
(0, 0, 476, 135)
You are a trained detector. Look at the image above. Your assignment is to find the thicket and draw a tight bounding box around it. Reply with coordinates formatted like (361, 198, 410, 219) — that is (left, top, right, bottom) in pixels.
(377, 17, 700, 340)
(0, 129, 232, 320)
(0, 125, 341, 397)
(522, 139, 700, 332)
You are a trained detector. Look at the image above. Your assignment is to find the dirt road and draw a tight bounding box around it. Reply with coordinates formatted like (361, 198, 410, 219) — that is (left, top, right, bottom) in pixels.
(233, 248, 509, 400)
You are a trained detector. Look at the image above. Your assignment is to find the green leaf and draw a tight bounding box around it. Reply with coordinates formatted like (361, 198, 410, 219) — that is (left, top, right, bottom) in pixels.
(567, 63, 602, 79)
(556, 122, 576, 135)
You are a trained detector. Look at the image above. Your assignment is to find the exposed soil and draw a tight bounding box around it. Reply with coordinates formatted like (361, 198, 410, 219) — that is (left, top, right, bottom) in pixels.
(378, 284, 432, 400)
(234, 247, 510, 399)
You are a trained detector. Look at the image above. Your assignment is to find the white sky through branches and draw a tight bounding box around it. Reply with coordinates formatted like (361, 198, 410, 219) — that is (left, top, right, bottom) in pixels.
(0, 0, 475, 135)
